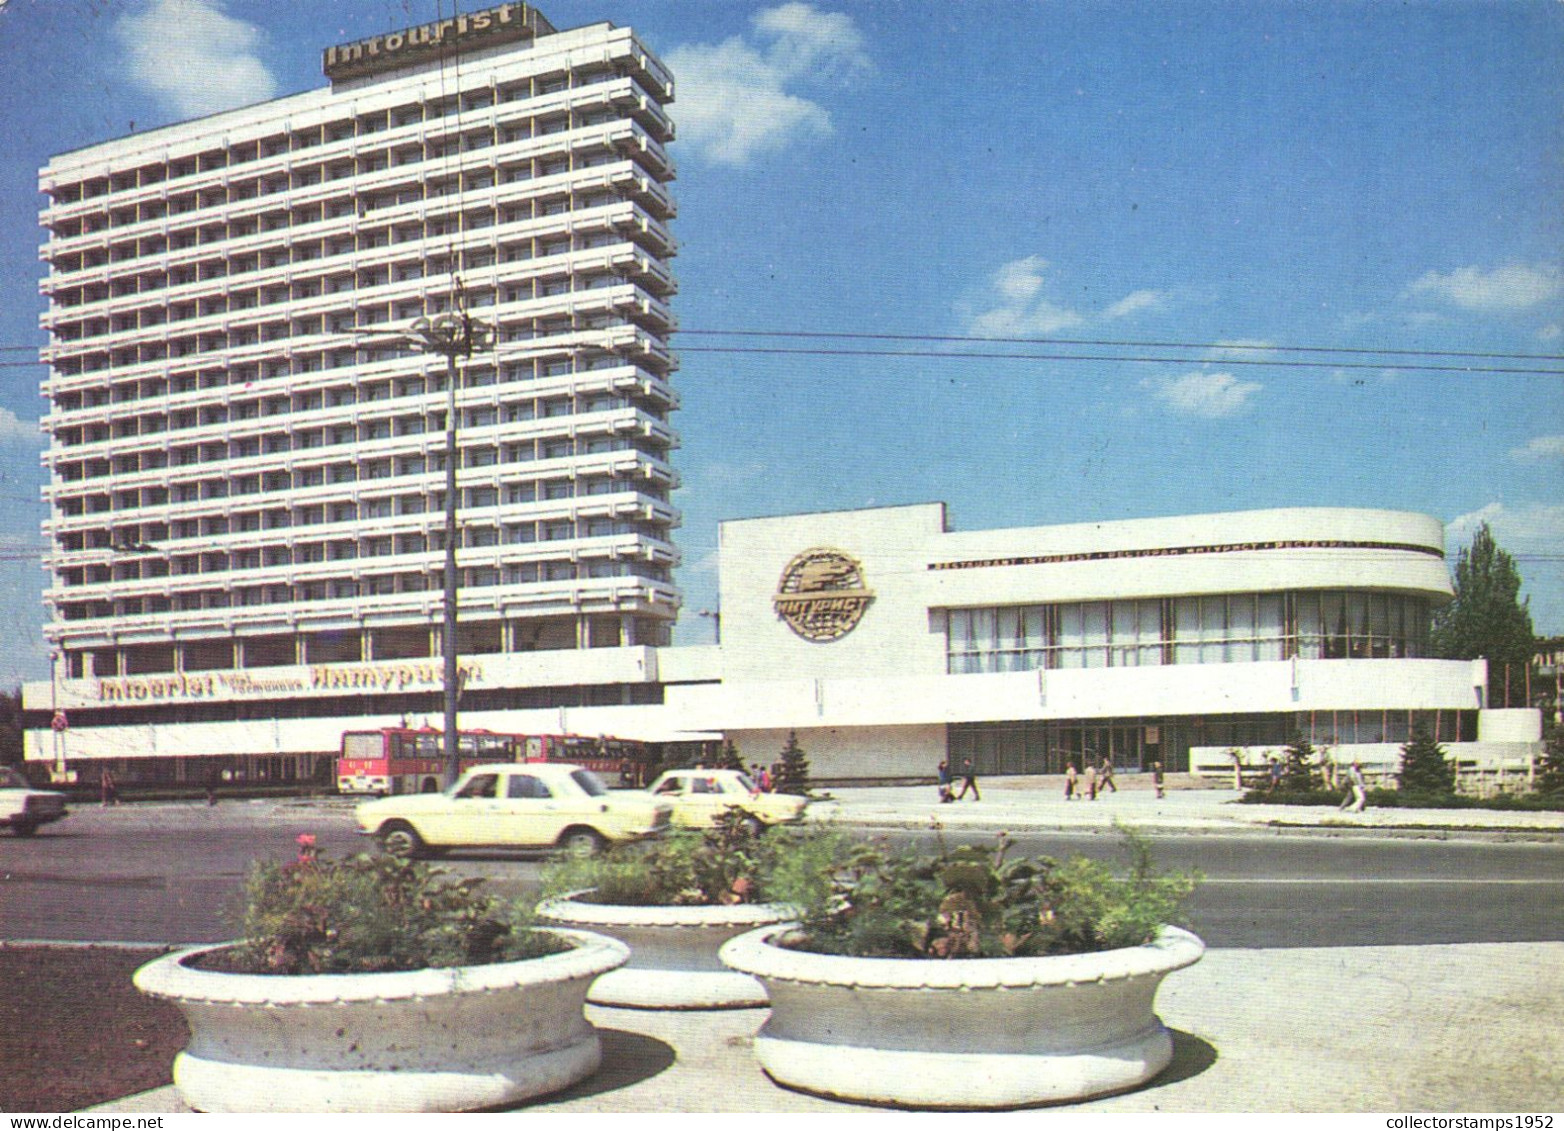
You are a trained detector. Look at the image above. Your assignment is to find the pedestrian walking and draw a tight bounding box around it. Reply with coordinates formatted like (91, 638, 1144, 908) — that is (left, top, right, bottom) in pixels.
(1064, 762, 1078, 800)
(1340, 760, 1368, 813)
(1267, 756, 1282, 792)
(1085, 762, 1098, 801)
(1099, 758, 1118, 794)
(936, 760, 954, 803)
(956, 758, 981, 801)
(99, 766, 118, 807)
(1152, 760, 1166, 800)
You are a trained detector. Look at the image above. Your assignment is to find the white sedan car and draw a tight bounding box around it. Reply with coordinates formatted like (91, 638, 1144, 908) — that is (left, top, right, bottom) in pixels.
(356, 762, 672, 858)
(646, 768, 808, 832)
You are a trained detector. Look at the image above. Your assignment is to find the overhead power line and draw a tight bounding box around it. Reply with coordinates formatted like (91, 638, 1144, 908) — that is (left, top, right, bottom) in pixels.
(6, 331, 1562, 377)
(678, 329, 1564, 364)
(674, 344, 1564, 378)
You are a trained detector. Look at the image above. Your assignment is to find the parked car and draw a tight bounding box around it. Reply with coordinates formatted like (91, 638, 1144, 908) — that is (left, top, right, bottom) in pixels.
(355, 762, 672, 859)
(646, 768, 808, 833)
(0, 766, 69, 837)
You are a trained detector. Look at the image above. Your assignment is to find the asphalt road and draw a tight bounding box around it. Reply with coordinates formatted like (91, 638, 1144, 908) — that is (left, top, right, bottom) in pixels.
(3, 802, 1562, 949)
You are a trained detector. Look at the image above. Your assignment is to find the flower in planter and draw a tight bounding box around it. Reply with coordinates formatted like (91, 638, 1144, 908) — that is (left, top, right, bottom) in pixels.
(789, 825, 1198, 960)
(543, 808, 842, 910)
(204, 846, 569, 975)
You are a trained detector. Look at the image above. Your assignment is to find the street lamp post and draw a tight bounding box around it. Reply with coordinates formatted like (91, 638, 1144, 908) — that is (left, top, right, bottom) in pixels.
(404, 312, 490, 788)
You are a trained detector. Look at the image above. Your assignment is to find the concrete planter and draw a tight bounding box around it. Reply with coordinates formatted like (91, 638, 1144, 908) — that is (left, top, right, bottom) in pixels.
(132, 929, 629, 1113)
(536, 891, 794, 1009)
(719, 924, 1205, 1109)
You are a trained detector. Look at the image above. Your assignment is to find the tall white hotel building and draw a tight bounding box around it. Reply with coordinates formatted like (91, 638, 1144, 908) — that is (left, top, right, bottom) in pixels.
(25, 5, 1540, 786)
(31, 5, 684, 781)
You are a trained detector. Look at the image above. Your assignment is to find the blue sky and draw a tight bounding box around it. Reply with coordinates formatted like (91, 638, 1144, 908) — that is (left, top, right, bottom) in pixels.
(1, 0, 1561, 687)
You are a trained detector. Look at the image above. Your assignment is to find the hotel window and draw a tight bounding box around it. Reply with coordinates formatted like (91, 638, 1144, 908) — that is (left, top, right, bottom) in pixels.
(948, 590, 1428, 674)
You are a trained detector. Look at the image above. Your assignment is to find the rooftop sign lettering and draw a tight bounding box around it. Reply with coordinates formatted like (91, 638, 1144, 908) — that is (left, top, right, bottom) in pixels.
(323, 3, 554, 82)
(928, 538, 1444, 572)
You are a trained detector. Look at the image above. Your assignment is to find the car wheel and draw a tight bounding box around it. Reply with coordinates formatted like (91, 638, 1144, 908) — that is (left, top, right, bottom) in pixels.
(738, 815, 764, 838)
(420, 777, 439, 794)
(379, 821, 425, 860)
(558, 827, 605, 857)
(11, 821, 37, 838)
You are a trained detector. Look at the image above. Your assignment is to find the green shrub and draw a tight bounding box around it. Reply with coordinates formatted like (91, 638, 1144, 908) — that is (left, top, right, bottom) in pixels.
(202, 842, 568, 975)
(787, 827, 1197, 960)
(1241, 787, 1564, 812)
(1397, 725, 1457, 797)
(1240, 787, 1345, 806)
(544, 810, 847, 908)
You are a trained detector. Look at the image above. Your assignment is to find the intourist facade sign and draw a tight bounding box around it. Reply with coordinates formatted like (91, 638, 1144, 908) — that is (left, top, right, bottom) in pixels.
(90, 660, 486, 704)
(773, 548, 875, 642)
(322, 3, 553, 82)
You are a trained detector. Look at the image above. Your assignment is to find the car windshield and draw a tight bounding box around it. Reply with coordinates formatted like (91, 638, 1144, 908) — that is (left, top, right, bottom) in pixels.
(570, 769, 607, 797)
(735, 772, 758, 792)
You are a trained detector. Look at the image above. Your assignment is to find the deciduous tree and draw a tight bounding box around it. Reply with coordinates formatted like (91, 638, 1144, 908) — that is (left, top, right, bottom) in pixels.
(1431, 523, 1534, 706)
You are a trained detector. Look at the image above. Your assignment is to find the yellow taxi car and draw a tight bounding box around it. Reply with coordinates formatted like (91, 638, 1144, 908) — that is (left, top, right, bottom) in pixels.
(646, 768, 808, 833)
(356, 762, 671, 858)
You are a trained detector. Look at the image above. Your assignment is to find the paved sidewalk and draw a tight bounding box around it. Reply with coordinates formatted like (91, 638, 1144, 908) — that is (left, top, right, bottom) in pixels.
(95, 940, 1564, 1113)
(812, 776, 1564, 840)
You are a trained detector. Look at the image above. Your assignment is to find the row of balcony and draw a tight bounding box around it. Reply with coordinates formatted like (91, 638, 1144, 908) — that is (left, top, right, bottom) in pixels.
(50, 518, 679, 591)
(44, 252, 674, 370)
(46, 447, 679, 531)
(42, 174, 674, 323)
(46, 572, 683, 650)
(45, 390, 677, 481)
(46, 345, 670, 427)
(40, 164, 675, 309)
(39, 32, 672, 213)
(47, 364, 672, 450)
(43, 283, 676, 392)
(43, 315, 674, 409)
(41, 122, 674, 282)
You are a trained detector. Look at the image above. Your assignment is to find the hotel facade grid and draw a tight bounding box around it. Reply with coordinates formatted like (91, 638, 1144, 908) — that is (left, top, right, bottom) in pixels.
(21, 6, 1541, 784)
(30, 6, 681, 782)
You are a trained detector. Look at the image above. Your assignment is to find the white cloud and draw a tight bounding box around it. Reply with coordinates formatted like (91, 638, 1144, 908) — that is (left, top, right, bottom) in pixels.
(1408, 263, 1562, 314)
(0, 407, 42, 447)
(965, 256, 1084, 336)
(1202, 339, 1276, 363)
(1140, 371, 1261, 418)
(667, 4, 870, 166)
(1539, 324, 1561, 342)
(1510, 436, 1564, 462)
(115, 0, 277, 119)
(1102, 289, 1169, 320)
(1447, 502, 1564, 555)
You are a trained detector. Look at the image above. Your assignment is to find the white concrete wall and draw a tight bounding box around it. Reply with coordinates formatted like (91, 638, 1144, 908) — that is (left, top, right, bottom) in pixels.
(663, 658, 1487, 732)
(24, 700, 693, 765)
(718, 503, 950, 682)
(728, 724, 946, 781)
(1479, 709, 1544, 742)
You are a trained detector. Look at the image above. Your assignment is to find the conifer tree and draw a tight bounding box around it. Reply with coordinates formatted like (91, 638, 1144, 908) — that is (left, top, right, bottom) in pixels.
(1279, 733, 1322, 793)
(719, 737, 744, 772)
(774, 730, 811, 796)
(1536, 724, 1564, 797)
(1397, 724, 1456, 798)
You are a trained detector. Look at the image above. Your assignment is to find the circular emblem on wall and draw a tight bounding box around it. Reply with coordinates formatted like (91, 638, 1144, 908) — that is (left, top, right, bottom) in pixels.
(773, 547, 875, 642)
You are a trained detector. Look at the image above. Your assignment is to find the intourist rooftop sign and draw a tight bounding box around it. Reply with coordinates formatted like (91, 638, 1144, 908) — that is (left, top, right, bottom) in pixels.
(323, 3, 555, 82)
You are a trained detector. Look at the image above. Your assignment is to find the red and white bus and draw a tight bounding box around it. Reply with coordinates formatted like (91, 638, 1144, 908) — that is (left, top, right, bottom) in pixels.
(336, 727, 525, 795)
(336, 727, 654, 794)
(522, 734, 653, 784)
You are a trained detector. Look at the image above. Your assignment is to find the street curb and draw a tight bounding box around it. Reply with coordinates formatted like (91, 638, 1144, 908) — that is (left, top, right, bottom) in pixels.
(823, 816, 1564, 844)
